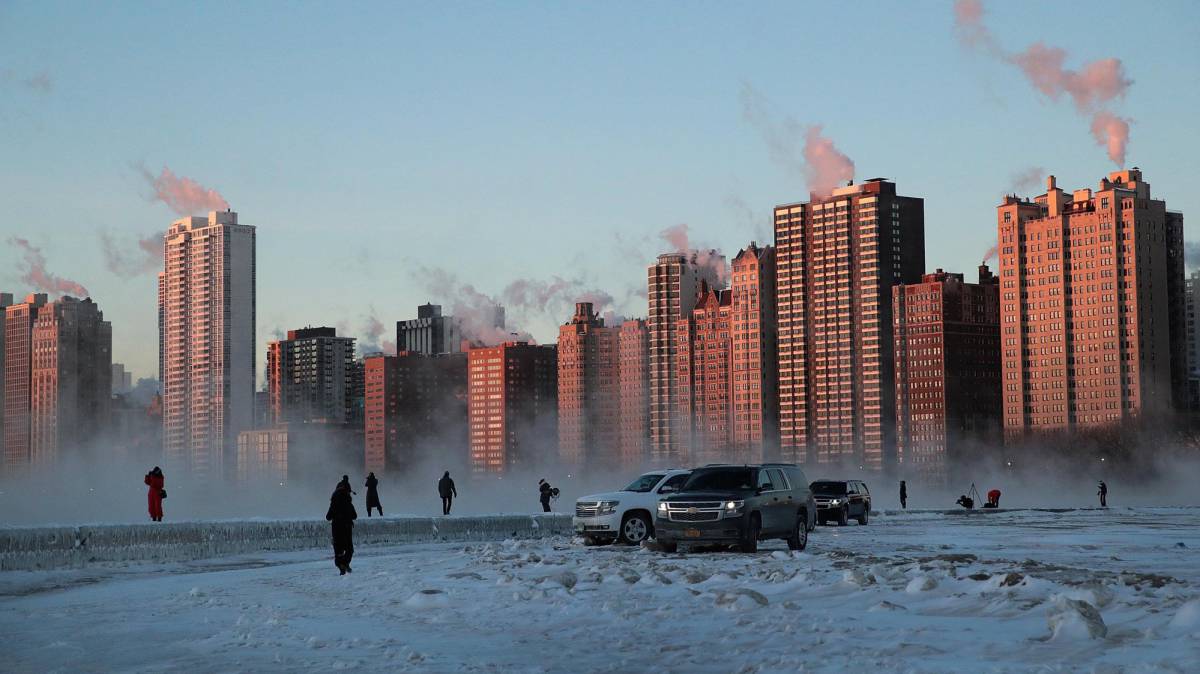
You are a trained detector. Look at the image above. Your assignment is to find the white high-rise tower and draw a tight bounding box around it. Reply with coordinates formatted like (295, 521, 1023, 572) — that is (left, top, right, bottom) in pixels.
(159, 210, 256, 480)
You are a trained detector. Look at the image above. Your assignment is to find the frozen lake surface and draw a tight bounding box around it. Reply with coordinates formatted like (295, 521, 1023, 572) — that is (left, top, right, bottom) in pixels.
(2, 508, 1199, 672)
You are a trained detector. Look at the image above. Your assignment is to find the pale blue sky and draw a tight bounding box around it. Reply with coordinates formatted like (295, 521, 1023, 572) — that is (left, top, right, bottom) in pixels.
(2, 0, 1197, 381)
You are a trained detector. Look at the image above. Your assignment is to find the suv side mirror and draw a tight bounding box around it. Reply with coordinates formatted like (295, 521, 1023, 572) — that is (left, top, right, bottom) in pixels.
(659, 485, 676, 494)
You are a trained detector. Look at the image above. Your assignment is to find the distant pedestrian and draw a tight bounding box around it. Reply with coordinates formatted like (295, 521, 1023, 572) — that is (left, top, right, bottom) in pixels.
(326, 480, 358, 575)
(144, 466, 165, 522)
(365, 472, 382, 517)
(956, 494, 974, 509)
(338, 474, 356, 495)
(899, 481, 907, 510)
(1098, 481, 1108, 507)
(985, 489, 1001, 508)
(438, 471, 457, 515)
(538, 479, 554, 513)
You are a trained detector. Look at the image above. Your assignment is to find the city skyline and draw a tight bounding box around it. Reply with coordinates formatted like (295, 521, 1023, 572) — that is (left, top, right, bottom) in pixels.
(3, 1, 1198, 382)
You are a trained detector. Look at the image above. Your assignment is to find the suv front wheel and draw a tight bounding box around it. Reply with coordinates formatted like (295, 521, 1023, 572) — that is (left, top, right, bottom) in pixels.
(786, 511, 808, 551)
(739, 514, 761, 553)
(619, 512, 652, 545)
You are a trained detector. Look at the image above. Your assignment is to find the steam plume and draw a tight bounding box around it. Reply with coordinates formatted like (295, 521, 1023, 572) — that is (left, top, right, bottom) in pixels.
(658, 224, 729, 284)
(1184, 242, 1200, 271)
(739, 83, 855, 197)
(953, 0, 1133, 166)
(1008, 166, 1045, 195)
(1, 69, 52, 93)
(1090, 112, 1131, 166)
(358, 311, 396, 356)
(100, 231, 163, 278)
(8, 237, 90, 297)
(137, 164, 229, 216)
(983, 241, 1000, 262)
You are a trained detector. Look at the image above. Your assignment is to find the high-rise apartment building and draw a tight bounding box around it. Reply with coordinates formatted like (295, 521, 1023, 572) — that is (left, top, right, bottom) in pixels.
(397, 303, 462, 355)
(467, 342, 556, 475)
(363, 351, 467, 474)
(775, 178, 925, 471)
(160, 210, 256, 481)
(648, 252, 724, 465)
(557, 302, 619, 470)
(676, 281, 732, 464)
(1185, 270, 1200, 410)
(894, 267, 1001, 485)
(0, 292, 11, 464)
(267, 327, 356, 426)
(998, 170, 1186, 436)
(617, 319, 650, 468)
(673, 243, 780, 465)
(29, 297, 112, 467)
(730, 243, 779, 461)
(4, 293, 47, 473)
(111, 363, 133, 394)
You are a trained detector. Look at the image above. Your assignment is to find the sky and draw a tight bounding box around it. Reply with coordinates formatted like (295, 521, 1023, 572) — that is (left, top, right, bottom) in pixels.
(2, 0, 1198, 383)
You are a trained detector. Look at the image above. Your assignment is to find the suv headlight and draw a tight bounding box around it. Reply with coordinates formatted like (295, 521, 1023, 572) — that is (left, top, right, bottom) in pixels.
(723, 500, 745, 517)
(657, 501, 669, 515)
(597, 500, 619, 515)
(829, 498, 842, 505)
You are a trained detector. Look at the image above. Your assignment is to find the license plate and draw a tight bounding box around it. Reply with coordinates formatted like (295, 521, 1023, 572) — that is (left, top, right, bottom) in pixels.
(685, 529, 701, 538)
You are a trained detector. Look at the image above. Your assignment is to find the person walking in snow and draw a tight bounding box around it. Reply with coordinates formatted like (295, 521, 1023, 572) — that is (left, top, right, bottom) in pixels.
(365, 472, 382, 517)
(326, 480, 358, 574)
(438, 471, 457, 515)
(1098, 481, 1108, 508)
(899, 481, 908, 510)
(538, 479, 555, 513)
(144, 466, 165, 522)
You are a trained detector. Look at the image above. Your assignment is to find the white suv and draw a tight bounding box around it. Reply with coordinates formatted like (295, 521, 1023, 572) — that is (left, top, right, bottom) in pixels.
(574, 470, 692, 545)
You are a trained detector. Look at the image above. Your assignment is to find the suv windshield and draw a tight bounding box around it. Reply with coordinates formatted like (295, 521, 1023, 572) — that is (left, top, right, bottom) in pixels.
(810, 481, 848, 495)
(684, 468, 755, 492)
(622, 474, 666, 492)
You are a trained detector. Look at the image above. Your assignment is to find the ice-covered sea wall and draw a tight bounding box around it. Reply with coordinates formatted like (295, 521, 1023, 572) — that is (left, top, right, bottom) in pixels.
(0, 514, 572, 571)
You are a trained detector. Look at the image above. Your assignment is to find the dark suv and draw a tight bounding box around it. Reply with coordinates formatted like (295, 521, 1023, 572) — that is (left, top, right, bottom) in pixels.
(810, 480, 871, 526)
(655, 464, 817, 553)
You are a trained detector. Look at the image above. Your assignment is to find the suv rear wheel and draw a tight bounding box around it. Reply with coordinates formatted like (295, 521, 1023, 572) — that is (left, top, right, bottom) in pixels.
(858, 505, 869, 526)
(786, 511, 808, 551)
(619, 512, 651, 545)
(739, 514, 761, 553)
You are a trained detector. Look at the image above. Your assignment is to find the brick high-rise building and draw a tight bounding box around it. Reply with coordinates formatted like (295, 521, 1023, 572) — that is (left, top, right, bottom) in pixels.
(730, 243, 779, 461)
(617, 319, 650, 468)
(467, 342, 556, 475)
(676, 282, 732, 464)
(648, 251, 724, 465)
(29, 297, 112, 467)
(775, 178, 925, 471)
(1185, 270, 1200, 410)
(998, 170, 1186, 436)
(557, 302, 620, 470)
(3, 293, 47, 473)
(267, 327, 356, 426)
(364, 351, 467, 474)
(673, 243, 780, 465)
(894, 266, 1001, 485)
(397, 303, 462, 356)
(160, 210, 256, 481)
(0, 292, 11, 464)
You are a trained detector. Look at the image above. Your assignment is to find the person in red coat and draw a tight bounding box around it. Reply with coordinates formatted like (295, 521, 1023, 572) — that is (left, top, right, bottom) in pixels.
(144, 467, 165, 521)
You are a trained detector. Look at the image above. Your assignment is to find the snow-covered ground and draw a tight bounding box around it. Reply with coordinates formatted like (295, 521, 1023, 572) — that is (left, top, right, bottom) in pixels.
(2, 508, 1198, 673)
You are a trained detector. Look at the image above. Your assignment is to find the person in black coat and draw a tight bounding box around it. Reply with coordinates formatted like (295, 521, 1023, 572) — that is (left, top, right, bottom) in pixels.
(899, 481, 908, 510)
(1098, 481, 1108, 507)
(326, 482, 358, 574)
(438, 471, 457, 515)
(365, 472, 382, 517)
(538, 479, 554, 513)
